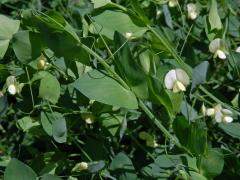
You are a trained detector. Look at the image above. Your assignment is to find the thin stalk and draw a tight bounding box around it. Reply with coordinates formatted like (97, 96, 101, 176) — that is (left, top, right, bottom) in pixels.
(138, 100, 181, 148)
(80, 43, 130, 90)
(25, 66, 34, 113)
(199, 86, 240, 116)
(147, 25, 192, 76)
(80, 43, 184, 149)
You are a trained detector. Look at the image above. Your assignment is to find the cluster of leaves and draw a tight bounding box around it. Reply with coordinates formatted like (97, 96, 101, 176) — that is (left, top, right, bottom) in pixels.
(0, 0, 240, 179)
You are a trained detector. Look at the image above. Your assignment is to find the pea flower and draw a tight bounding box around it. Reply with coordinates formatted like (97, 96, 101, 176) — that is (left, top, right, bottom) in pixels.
(6, 76, 18, 95)
(214, 104, 233, 123)
(168, 0, 178, 7)
(72, 162, 88, 172)
(236, 46, 240, 53)
(187, 3, 198, 20)
(139, 131, 158, 148)
(209, 38, 228, 59)
(125, 32, 133, 39)
(164, 69, 190, 93)
(81, 113, 95, 124)
(203, 104, 233, 123)
(37, 54, 48, 70)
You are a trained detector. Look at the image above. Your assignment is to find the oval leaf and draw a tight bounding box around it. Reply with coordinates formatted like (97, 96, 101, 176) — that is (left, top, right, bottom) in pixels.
(72, 70, 138, 109)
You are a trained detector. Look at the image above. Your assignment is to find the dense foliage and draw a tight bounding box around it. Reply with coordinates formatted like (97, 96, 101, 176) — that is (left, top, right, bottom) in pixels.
(0, 0, 240, 179)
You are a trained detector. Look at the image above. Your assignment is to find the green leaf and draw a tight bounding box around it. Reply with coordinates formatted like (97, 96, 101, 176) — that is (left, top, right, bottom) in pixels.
(148, 76, 173, 114)
(4, 158, 37, 180)
(191, 61, 209, 92)
(17, 116, 40, 132)
(0, 95, 8, 116)
(91, 0, 110, 8)
(90, 10, 146, 39)
(114, 32, 148, 99)
(208, 0, 222, 30)
(100, 113, 123, 136)
(110, 152, 137, 180)
(13, 31, 42, 64)
(41, 112, 67, 143)
(219, 123, 240, 139)
(52, 113, 67, 143)
(173, 117, 208, 156)
(28, 10, 89, 65)
(41, 174, 62, 180)
(88, 161, 105, 173)
(72, 70, 138, 109)
(199, 148, 224, 179)
(0, 14, 20, 59)
(39, 72, 61, 104)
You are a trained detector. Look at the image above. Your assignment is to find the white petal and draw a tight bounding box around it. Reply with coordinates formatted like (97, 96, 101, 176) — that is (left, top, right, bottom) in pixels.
(169, 0, 178, 7)
(216, 49, 226, 59)
(223, 116, 233, 123)
(222, 109, 232, 116)
(209, 38, 221, 53)
(214, 110, 223, 123)
(6, 76, 16, 87)
(201, 104, 206, 116)
(175, 69, 190, 86)
(164, 69, 177, 90)
(125, 32, 133, 39)
(173, 81, 186, 93)
(206, 108, 215, 116)
(187, 3, 198, 20)
(236, 47, 240, 53)
(8, 84, 17, 95)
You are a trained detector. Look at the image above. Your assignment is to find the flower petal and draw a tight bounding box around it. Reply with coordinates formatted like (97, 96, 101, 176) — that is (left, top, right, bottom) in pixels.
(216, 49, 226, 59)
(8, 84, 17, 95)
(222, 109, 232, 115)
(236, 47, 240, 53)
(209, 38, 221, 53)
(164, 69, 177, 90)
(175, 68, 190, 86)
(223, 116, 233, 123)
(206, 108, 215, 116)
(214, 110, 223, 123)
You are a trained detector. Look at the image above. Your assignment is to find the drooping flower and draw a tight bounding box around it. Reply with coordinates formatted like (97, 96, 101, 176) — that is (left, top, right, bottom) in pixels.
(72, 162, 88, 172)
(125, 32, 133, 39)
(168, 0, 178, 7)
(209, 38, 228, 59)
(139, 131, 158, 148)
(6, 76, 18, 95)
(214, 104, 233, 123)
(203, 104, 233, 123)
(164, 69, 190, 93)
(187, 3, 198, 20)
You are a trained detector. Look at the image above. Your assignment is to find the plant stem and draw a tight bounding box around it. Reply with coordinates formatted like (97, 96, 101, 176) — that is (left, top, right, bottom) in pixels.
(138, 100, 182, 149)
(80, 44, 130, 90)
(80, 43, 183, 149)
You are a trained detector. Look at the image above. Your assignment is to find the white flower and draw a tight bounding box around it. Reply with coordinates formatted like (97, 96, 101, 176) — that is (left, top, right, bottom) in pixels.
(236, 46, 240, 53)
(168, 0, 178, 7)
(187, 3, 198, 20)
(81, 113, 95, 124)
(164, 69, 190, 93)
(8, 84, 17, 95)
(6, 76, 18, 95)
(125, 32, 133, 39)
(204, 104, 233, 123)
(209, 38, 228, 59)
(78, 162, 88, 170)
(72, 162, 88, 172)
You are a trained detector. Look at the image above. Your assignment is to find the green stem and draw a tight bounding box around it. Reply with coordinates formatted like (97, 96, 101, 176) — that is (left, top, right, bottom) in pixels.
(199, 86, 240, 115)
(80, 44, 130, 90)
(147, 25, 192, 76)
(25, 66, 34, 113)
(138, 100, 182, 149)
(80, 43, 184, 149)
